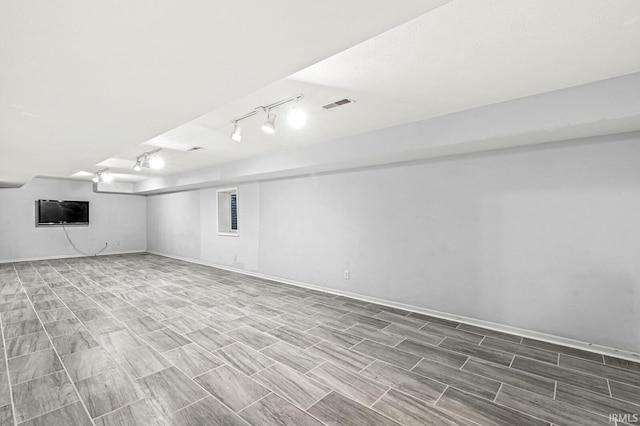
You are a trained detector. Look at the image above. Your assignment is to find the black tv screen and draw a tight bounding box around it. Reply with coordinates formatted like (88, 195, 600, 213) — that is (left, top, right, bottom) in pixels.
(37, 200, 89, 225)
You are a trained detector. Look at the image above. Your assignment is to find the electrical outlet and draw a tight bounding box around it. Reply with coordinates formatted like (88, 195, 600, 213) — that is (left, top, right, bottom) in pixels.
(343, 270, 350, 280)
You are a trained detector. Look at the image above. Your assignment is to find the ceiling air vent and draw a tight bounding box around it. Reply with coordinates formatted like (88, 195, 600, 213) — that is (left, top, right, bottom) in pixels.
(187, 146, 204, 152)
(322, 98, 355, 110)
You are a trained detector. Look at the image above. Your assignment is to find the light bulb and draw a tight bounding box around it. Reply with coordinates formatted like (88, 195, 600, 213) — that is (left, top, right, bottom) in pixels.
(149, 157, 164, 169)
(288, 107, 307, 128)
(134, 160, 142, 171)
(101, 171, 113, 183)
(262, 113, 276, 134)
(231, 125, 242, 142)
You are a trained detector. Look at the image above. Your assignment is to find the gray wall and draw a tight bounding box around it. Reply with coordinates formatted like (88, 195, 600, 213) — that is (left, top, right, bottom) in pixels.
(146, 184, 260, 270)
(146, 134, 640, 352)
(147, 190, 201, 260)
(0, 178, 147, 261)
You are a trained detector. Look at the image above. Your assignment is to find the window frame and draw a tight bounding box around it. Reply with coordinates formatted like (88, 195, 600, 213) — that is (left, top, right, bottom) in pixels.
(216, 187, 239, 237)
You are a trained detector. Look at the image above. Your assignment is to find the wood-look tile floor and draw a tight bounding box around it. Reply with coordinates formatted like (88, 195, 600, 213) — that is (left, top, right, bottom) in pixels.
(0, 254, 639, 425)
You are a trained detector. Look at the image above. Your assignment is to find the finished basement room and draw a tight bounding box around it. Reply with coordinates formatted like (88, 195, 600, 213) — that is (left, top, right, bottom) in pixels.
(1, 1, 639, 425)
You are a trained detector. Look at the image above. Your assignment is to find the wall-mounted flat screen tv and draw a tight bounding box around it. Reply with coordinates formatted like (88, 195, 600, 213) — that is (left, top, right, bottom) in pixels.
(37, 200, 89, 226)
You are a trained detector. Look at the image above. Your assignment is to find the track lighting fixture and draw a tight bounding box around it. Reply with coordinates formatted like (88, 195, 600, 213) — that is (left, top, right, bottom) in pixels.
(101, 170, 113, 183)
(261, 110, 276, 135)
(231, 122, 242, 142)
(288, 99, 307, 128)
(230, 94, 305, 141)
(94, 169, 113, 183)
(134, 148, 164, 171)
(149, 156, 164, 169)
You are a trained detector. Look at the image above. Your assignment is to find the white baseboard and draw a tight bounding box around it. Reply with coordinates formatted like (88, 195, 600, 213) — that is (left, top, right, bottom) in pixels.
(0, 250, 146, 264)
(147, 250, 640, 363)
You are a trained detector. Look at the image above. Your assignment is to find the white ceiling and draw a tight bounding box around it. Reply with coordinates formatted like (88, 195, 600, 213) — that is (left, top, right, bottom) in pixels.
(0, 0, 446, 186)
(3, 0, 640, 186)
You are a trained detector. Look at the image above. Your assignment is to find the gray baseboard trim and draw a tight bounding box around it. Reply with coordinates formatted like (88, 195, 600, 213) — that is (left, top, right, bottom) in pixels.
(0, 250, 146, 264)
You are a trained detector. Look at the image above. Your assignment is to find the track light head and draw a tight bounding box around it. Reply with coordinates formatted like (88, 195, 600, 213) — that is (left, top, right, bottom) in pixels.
(92, 175, 99, 183)
(133, 148, 163, 171)
(287, 105, 307, 128)
(262, 111, 276, 135)
(231, 94, 304, 140)
(149, 156, 164, 169)
(231, 123, 242, 142)
(101, 170, 113, 183)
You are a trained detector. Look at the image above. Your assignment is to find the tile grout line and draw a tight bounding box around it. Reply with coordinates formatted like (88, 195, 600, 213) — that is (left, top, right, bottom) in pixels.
(33, 269, 119, 354)
(16, 400, 85, 425)
(235, 391, 273, 416)
(362, 357, 456, 402)
(145, 257, 640, 406)
(305, 339, 372, 370)
(255, 340, 280, 354)
(367, 387, 390, 408)
(174, 251, 633, 362)
(310, 389, 401, 426)
(431, 393, 488, 426)
(13, 264, 97, 426)
(192, 363, 226, 381)
(103, 258, 263, 327)
(165, 394, 210, 419)
(357, 358, 378, 374)
(58, 254, 248, 410)
(247, 361, 275, 380)
(134, 348, 250, 424)
(493, 382, 503, 402)
(300, 388, 333, 414)
(304, 360, 328, 376)
(90, 396, 147, 422)
(15, 255, 639, 425)
(458, 356, 471, 370)
(135, 266, 392, 397)
(432, 384, 449, 406)
(408, 355, 425, 371)
(297, 398, 334, 426)
(236, 354, 334, 417)
(0, 293, 19, 426)
(547, 352, 640, 387)
(457, 385, 557, 426)
(8, 368, 70, 387)
(38, 263, 150, 400)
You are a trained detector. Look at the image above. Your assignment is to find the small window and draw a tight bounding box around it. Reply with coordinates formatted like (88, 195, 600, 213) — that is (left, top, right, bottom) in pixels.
(217, 187, 238, 236)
